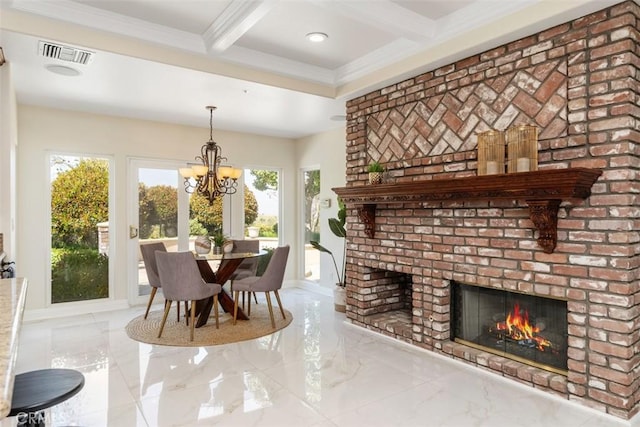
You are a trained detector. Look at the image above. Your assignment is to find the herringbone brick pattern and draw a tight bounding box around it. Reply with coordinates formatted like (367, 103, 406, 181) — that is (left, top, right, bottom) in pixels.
(367, 60, 568, 163)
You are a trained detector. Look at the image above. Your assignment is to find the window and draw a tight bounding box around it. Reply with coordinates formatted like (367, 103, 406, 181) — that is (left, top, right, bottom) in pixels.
(50, 154, 111, 303)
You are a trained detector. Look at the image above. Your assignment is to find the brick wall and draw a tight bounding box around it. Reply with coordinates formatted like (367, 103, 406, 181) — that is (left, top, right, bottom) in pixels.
(343, 1, 640, 420)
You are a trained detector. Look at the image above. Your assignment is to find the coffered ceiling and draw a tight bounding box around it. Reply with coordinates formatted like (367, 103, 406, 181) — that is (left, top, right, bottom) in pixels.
(0, 0, 626, 138)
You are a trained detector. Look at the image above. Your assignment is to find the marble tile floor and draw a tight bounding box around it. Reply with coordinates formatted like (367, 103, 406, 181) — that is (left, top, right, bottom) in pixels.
(2, 287, 635, 427)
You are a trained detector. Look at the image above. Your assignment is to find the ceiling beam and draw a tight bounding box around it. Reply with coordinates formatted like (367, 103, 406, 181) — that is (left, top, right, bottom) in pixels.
(203, 0, 279, 54)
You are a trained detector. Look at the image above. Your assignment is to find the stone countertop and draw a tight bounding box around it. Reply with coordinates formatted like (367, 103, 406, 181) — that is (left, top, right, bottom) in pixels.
(0, 278, 27, 419)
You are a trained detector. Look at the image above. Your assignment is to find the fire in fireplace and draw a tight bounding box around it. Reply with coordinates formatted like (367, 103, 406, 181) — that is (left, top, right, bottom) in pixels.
(490, 303, 554, 352)
(451, 281, 567, 374)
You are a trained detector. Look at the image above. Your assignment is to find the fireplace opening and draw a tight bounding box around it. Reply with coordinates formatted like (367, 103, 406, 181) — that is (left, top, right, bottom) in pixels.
(361, 269, 413, 339)
(451, 281, 567, 374)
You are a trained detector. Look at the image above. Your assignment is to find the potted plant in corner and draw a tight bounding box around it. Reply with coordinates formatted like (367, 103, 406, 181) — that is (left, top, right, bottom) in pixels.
(310, 198, 347, 312)
(368, 161, 385, 184)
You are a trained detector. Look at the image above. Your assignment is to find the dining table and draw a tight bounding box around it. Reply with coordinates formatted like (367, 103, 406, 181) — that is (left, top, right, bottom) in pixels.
(194, 250, 265, 328)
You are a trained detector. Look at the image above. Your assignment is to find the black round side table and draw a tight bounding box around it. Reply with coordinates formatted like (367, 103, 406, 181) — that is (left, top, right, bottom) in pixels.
(8, 369, 85, 427)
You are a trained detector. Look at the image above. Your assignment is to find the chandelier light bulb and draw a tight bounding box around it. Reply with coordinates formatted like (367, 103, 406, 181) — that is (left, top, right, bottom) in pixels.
(179, 168, 194, 178)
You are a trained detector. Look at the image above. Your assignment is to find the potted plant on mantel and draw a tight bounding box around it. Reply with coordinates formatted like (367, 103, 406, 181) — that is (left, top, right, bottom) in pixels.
(368, 161, 385, 184)
(310, 198, 347, 312)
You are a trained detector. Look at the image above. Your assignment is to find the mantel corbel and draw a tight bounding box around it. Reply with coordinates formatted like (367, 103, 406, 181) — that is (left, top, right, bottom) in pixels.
(357, 204, 376, 238)
(526, 200, 561, 254)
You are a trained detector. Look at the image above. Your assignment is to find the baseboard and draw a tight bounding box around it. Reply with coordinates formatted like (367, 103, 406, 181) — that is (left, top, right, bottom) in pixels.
(293, 280, 333, 296)
(22, 281, 331, 322)
(23, 299, 130, 322)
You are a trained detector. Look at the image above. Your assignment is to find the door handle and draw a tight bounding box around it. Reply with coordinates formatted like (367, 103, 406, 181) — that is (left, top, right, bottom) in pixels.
(129, 225, 138, 239)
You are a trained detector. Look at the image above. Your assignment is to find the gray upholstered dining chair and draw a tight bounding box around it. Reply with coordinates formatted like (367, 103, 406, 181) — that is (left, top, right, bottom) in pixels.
(232, 245, 290, 328)
(139, 242, 167, 319)
(155, 251, 222, 341)
(228, 239, 260, 306)
(229, 239, 260, 280)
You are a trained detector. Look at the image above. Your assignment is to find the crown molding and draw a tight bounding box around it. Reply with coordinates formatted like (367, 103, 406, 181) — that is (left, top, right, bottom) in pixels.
(309, 0, 435, 42)
(335, 0, 538, 86)
(432, 0, 537, 42)
(334, 39, 421, 86)
(220, 45, 336, 87)
(7, 0, 204, 53)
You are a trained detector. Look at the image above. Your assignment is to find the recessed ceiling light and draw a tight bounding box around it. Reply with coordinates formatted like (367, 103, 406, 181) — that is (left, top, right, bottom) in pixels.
(306, 32, 328, 43)
(45, 64, 81, 76)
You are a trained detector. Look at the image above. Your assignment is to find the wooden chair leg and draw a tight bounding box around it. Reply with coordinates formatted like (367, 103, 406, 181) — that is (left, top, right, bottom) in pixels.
(233, 291, 240, 325)
(253, 292, 258, 304)
(241, 291, 245, 310)
(144, 287, 158, 319)
(158, 300, 172, 338)
(177, 301, 180, 322)
(214, 294, 219, 329)
(265, 292, 275, 329)
(190, 300, 196, 341)
(274, 290, 286, 319)
(248, 291, 252, 316)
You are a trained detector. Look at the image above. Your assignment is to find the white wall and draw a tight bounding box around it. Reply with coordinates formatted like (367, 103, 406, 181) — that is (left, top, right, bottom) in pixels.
(16, 105, 297, 312)
(296, 126, 347, 292)
(0, 63, 18, 261)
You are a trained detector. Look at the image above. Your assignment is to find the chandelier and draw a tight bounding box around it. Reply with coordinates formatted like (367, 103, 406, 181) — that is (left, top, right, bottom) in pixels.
(179, 106, 242, 205)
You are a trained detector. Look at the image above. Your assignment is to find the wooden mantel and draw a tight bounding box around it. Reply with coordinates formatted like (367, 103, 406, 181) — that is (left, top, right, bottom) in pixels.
(333, 168, 602, 253)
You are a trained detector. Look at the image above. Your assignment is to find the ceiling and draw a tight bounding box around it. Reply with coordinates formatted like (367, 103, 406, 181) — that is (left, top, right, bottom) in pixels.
(0, 0, 626, 138)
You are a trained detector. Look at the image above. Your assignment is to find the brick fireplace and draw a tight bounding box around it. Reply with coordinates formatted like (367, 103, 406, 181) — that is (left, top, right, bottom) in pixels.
(339, 1, 640, 421)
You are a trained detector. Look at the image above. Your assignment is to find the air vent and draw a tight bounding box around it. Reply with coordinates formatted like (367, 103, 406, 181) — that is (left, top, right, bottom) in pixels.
(38, 41, 94, 65)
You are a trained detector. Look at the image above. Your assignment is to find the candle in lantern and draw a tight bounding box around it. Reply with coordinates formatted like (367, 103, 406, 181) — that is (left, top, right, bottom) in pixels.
(516, 157, 530, 172)
(486, 161, 499, 175)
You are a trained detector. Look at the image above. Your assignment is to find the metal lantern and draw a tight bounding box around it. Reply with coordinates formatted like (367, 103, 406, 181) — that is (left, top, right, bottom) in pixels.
(506, 124, 538, 173)
(477, 130, 505, 175)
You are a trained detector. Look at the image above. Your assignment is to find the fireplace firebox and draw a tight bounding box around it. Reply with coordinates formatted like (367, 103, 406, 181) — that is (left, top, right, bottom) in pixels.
(451, 281, 568, 374)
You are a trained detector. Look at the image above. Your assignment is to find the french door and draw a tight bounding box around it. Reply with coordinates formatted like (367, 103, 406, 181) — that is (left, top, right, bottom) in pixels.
(243, 167, 280, 245)
(301, 168, 320, 282)
(128, 159, 190, 305)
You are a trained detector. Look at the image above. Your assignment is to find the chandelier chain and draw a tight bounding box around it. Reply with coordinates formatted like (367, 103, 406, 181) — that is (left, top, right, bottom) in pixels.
(208, 106, 215, 142)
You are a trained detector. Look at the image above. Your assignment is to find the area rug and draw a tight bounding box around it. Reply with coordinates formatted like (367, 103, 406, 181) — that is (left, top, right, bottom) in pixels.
(126, 304, 293, 347)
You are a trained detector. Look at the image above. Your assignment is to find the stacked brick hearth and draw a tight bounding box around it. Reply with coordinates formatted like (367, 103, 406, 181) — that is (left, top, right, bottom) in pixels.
(342, 1, 640, 421)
